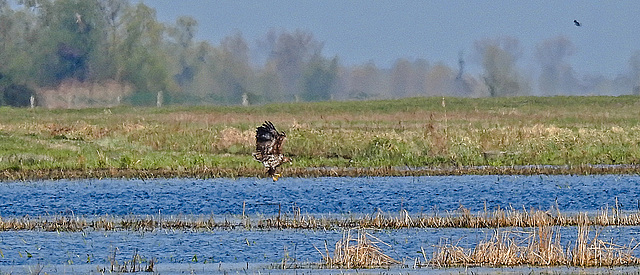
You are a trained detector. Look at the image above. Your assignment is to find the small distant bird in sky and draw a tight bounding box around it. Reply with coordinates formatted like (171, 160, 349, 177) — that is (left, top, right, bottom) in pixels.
(574, 20, 581, 27)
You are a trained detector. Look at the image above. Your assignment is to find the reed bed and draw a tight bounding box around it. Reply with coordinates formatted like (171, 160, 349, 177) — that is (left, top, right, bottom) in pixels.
(318, 229, 401, 268)
(1, 214, 639, 268)
(0, 215, 235, 231)
(257, 206, 640, 230)
(428, 224, 640, 267)
(2, 207, 640, 231)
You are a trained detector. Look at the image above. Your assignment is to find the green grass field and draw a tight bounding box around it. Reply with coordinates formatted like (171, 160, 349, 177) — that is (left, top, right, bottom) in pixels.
(1, 96, 640, 179)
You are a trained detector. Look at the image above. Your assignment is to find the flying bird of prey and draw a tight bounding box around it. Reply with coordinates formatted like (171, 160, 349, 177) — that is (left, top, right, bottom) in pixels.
(252, 121, 291, 181)
(574, 20, 581, 27)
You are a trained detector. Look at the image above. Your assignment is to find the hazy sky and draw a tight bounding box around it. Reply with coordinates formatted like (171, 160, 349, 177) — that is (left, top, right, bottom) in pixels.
(143, 1, 640, 77)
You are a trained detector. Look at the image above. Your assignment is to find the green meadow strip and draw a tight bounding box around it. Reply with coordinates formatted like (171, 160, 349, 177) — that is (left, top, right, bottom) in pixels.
(2, 96, 640, 179)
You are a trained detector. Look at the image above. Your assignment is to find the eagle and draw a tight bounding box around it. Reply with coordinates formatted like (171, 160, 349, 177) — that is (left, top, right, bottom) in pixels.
(252, 121, 291, 181)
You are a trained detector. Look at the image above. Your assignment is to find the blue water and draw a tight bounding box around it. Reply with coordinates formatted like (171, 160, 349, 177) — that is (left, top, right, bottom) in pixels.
(1, 175, 640, 273)
(2, 227, 640, 274)
(0, 175, 638, 217)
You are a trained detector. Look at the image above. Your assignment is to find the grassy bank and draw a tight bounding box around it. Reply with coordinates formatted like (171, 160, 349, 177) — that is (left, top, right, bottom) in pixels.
(1, 96, 640, 179)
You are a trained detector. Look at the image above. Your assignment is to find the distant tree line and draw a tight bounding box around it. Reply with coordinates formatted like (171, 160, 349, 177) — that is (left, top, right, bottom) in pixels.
(1, 0, 640, 108)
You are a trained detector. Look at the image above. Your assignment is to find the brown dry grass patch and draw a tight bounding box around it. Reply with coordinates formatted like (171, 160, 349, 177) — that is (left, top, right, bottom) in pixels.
(318, 229, 401, 268)
(429, 224, 640, 267)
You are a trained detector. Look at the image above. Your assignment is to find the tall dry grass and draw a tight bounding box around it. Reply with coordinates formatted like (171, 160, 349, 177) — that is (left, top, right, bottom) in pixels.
(318, 229, 401, 268)
(429, 224, 640, 267)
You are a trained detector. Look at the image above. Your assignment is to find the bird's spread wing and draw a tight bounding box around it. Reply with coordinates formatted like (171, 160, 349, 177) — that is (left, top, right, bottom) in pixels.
(255, 121, 283, 158)
(273, 130, 286, 155)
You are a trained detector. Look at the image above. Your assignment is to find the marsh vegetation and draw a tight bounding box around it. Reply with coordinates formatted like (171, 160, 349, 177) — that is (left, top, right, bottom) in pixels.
(3, 96, 640, 272)
(2, 96, 640, 179)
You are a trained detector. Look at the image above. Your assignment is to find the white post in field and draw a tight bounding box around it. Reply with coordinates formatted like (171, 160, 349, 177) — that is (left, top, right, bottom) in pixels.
(157, 91, 163, 107)
(30, 96, 35, 108)
(242, 93, 249, 106)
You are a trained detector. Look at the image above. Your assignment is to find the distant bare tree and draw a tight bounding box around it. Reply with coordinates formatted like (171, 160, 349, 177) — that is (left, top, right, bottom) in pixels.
(219, 32, 251, 104)
(389, 58, 430, 98)
(629, 51, 640, 95)
(475, 36, 529, 97)
(425, 63, 455, 96)
(390, 58, 412, 98)
(168, 16, 198, 88)
(346, 61, 385, 99)
(454, 51, 473, 96)
(301, 54, 338, 101)
(412, 58, 430, 96)
(535, 36, 579, 95)
(267, 29, 323, 101)
(173, 16, 197, 49)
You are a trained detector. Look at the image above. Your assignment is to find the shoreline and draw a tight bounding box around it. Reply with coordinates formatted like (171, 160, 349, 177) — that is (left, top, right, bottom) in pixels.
(2, 164, 640, 181)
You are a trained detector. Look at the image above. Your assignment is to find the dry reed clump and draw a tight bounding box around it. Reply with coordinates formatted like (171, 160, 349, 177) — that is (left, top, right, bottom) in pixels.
(0, 216, 89, 231)
(571, 224, 640, 266)
(214, 127, 253, 151)
(46, 122, 111, 140)
(119, 122, 146, 133)
(523, 124, 573, 138)
(319, 229, 401, 269)
(429, 224, 640, 267)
